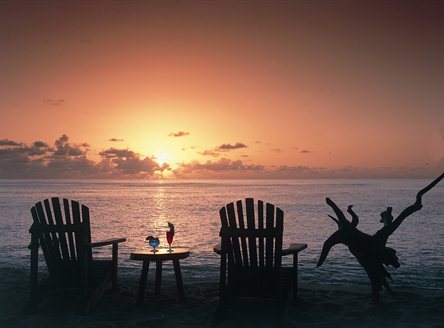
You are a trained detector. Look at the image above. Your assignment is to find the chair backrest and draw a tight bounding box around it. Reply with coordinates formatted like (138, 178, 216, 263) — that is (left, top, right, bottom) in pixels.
(30, 197, 93, 285)
(219, 198, 284, 297)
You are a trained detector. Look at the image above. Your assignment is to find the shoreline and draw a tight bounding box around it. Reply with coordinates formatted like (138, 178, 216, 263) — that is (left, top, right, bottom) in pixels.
(1, 267, 443, 328)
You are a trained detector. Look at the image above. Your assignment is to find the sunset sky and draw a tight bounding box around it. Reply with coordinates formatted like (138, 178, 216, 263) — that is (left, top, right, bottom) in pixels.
(1, 1, 443, 179)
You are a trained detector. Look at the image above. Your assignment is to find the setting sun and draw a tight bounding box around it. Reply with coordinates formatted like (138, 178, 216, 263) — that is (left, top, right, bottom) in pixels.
(155, 152, 168, 166)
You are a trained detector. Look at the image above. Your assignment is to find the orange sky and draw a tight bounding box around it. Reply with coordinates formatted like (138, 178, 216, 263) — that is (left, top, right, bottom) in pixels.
(1, 1, 443, 179)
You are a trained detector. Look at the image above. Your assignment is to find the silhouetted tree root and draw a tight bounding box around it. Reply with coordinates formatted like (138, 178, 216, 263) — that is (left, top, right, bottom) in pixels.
(317, 172, 444, 303)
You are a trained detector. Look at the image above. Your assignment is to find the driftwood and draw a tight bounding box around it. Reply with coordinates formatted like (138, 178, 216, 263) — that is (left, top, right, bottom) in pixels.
(317, 172, 444, 303)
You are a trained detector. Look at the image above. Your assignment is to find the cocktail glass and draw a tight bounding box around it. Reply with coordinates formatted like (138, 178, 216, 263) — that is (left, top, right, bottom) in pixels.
(148, 237, 159, 253)
(166, 231, 174, 252)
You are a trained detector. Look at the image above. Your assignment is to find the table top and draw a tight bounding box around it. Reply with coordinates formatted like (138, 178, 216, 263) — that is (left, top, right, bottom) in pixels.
(130, 247, 190, 261)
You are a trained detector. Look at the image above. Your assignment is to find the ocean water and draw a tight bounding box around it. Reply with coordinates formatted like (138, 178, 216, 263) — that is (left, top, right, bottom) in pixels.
(0, 179, 443, 290)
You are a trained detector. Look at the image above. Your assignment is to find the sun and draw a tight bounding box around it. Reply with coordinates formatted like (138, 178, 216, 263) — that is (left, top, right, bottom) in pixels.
(155, 152, 168, 165)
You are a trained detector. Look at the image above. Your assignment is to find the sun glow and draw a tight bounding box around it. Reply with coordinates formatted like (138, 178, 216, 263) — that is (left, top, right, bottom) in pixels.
(155, 152, 168, 166)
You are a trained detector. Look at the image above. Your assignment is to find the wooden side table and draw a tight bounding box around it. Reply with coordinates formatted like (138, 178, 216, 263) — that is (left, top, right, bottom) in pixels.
(130, 247, 190, 305)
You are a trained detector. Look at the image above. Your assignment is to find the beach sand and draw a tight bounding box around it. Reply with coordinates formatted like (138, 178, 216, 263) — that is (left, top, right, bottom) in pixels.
(1, 267, 443, 328)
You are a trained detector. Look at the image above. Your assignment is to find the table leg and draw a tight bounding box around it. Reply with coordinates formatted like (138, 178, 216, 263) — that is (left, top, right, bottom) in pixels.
(173, 259, 185, 302)
(137, 260, 150, 305)
(293, 253, 299, 299)
(154, 260, 162, 296)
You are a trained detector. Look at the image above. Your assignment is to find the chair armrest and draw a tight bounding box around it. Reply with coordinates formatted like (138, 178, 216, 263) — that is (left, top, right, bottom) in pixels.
(88, 238, 126, 248)
(282, 243, 307, 256)
(214, 242, 222, 255)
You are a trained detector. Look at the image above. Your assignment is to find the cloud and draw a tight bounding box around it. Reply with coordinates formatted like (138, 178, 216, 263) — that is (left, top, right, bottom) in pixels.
(33, 141, 48, 148)
(173, 158, 263, 178)
(200, 142, 247, 157)
(53, 134, 88, 156)
(43, 98, 65, 106)
(200, 149, 220, 157)
(99, 148, 136, 158)
(301, 150, 310, 154)
(45, 156, 98, 178)
(272, 165, 315, 177)
(1, 135, 442, 180)
(169, 131, 190, 137)
(108, 138, 124, 142)
(0, 135, 166, 179)
(0, 139, 22, 147)
(271, 148, 282, 153)
(217, 142, 247, 151)
(98, 147, 168, 177)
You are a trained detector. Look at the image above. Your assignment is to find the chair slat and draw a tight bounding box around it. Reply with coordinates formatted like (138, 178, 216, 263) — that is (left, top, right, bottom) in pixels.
(258, 200, 264, 269)
(34, 202, 56, 272)
(246, 198, 258, 269)
(265, 203, 275, 274)
(44, 199, 62, 263)
(63, 198, 77, 261)
(71, 200, 85, 267)
(51, 198, 71, 263)
(274, 208, 284, 270)
(236, 200, 249, 269)
(226, 202, 243, 268)
(31, 206, 51, 269)
(81, 204, 93, 265)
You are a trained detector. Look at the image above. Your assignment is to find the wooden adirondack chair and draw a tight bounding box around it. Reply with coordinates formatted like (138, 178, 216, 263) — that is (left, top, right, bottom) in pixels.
(27, 197, 126, 313)
(214, 198, 307, 303)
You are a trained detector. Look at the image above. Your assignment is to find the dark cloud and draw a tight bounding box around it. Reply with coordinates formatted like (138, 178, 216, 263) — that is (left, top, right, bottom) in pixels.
(0, 135, 166, 179)
(108, 138, 124, 142)
(0, 139, 22, 147)
(301, 150, 310, 154)
(271, 148, 282, 153)
(33, 141, 48, 148)
(45, 156, 98, 178)
(98, 147, 167, 176)
(114, 157, 160, 174)
(53, 134, 87, 156)
(217, 142, 247, 151)
(200, 149, 220, 157)
(43, 98, 65, 106)
(168, 131, 190, 137)
(0, 146, 43, 178)
(274, 165, 314, 177)
(200, 142, 247, 156)
(173, 158, 263, 178)
(99, 148, 136, 158)
(0, 135, 441, 179)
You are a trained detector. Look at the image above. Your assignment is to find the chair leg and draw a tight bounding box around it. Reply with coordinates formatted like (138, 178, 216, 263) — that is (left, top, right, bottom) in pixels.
(25, 235, 39, 313)
(111, 243, 119, 290)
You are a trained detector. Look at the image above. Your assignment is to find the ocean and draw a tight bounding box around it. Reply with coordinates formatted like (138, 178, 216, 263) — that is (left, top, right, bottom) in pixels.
(0, 179, 443, 290)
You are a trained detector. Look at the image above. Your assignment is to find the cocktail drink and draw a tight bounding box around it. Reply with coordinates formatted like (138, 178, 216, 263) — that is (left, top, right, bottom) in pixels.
(146, 236, 160, 253)
(167, 222, 175, 252)
(166, 231, 173, 252)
